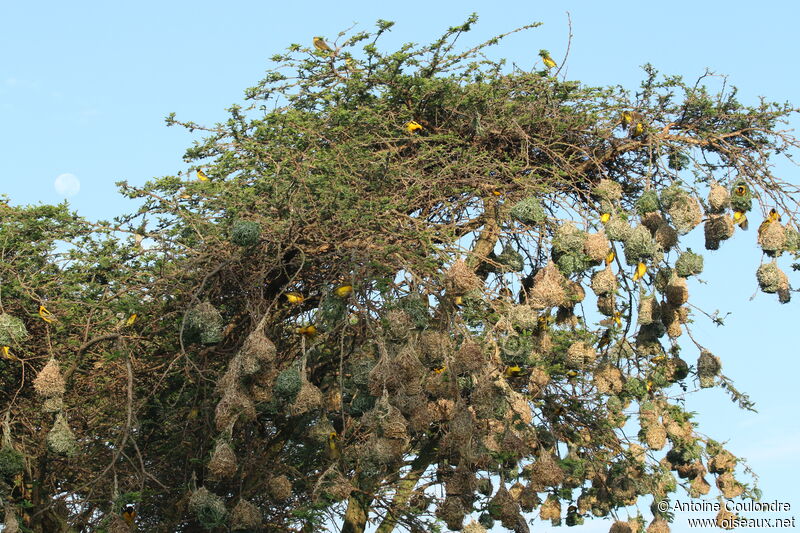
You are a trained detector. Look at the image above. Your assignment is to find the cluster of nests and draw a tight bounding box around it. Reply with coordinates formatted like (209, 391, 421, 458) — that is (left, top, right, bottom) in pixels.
(31, 357, 78, 457)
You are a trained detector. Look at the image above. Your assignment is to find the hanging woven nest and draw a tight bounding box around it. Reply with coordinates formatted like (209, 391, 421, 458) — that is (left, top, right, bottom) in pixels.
(664, 274, 689, 306)
(267, 475, 293, 501)
(654, 222, 678, 251)
(230, 499, 262, 531)
(290, 373, 324, 416)
(46, 413, 78, 457)
(188, 487, 227, 530)
(33, 358, 65, 399)
(584, 231, 611, 262)
(444, 259, 483, 294)
(703, 214, 734, 250)
(437, 495, 467, 531)
(707, 181, 730, 213)
(0, 314, 28, 346)
(539, 493, 562, 522)
(208, 439, 237, 480)
(758, 219, 787, 256)
(697, 350, 721, 388)
(230, 220, 262, 246)
(605, 216, 633, 242)
(186, 302, 224, 345)
(638, 295, 661, 325)
(215, 386, 257, 432)
(591, 267, 617, 296)
(527, 452, 564, 490)
(661, 186, 703, 235)
(594, 179, 623, 202)
(527, 262, 568, 309)
(496, 244, 525, 272)
(565, 341, 596, 369)
(623, 225, 659, 264)
(675, 250, 704, 277)
(237, 330, 276, 376)
(510, 197, 546, 225)
(636, 190, 660, 215)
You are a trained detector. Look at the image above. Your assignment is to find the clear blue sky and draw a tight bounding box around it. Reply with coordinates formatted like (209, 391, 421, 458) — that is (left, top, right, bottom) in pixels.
(2, 1, 798, 530)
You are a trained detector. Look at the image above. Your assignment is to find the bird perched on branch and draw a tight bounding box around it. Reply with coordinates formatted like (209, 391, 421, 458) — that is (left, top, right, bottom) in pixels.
(334, 285, 353, 298)
(632, 261, 647, 281)
(285, 292, 305, 305)
(313, 37, 334, 55)
(122, 504, 136, 526)
(758, 208, 781, 236)
(539, 49, 557, 69)
(38, 305, 55, 323)
(196, 169, 209, 182)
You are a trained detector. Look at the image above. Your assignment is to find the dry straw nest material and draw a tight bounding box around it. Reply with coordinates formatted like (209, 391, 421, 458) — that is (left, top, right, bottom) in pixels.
(437, 495, 467, 531)
(716, 471, 744, 498)
(528, 367, 550, 397)
(704, 214, 734, 250)
(106, 515, 130, 533)
(591, 267, 617, 296)
(445, 259, 483, 294)
(208, 440, 237, 480)
(230, 499, 262, 531)
(47, 413, 78, 457)
(594, 365, 624, 394)
(33, 358, 65, 399)
(584, 231, 611, 262)
(664, 274, 689, 306)
(553, 222, 588, 255)
(641, 211, 666, 233)
(463, 520, 488, 533)
(539, 493, 561, 522)
(647, 519, 671, 533)
(756, 262, 787, 294)
(638, 295, 661, 325)
(268, 474, 293, 501)
(662, 187, 703, 234)
(42, 396, 64, 413)
(527, 453, 564, 490)
(188, 487, 227, 529)
(527, 262, 568, 309)
(610, 520, 636, 533)
(455, 339, 486, 373)
(708, 449, 736, 473)
(290, 374, 324, 416)
(215, 386, 257, 432)
(654, 222, 678, 251)
(689, 474, 711, 497)
(716, 506, 738, 529)
(565, 341, 596, 369)
(237, 330, 276, 376)
(384, 309, 413, 341)
(487, 484, 520, 528)
(708, 181, 730, 213)
(758, 219, 787, 255)
(418, 330, 452, 367)
(0, 313, 28, 346)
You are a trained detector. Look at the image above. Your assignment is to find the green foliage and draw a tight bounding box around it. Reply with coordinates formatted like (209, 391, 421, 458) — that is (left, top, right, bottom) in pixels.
(230, 220, 262, 246)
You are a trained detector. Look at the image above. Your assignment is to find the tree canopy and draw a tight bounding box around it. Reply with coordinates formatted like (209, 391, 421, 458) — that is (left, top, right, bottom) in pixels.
(1, 15, 799, 533)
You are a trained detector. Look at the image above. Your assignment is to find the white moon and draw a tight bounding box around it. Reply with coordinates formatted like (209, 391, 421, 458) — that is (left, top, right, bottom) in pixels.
(54, 173, 80, 197)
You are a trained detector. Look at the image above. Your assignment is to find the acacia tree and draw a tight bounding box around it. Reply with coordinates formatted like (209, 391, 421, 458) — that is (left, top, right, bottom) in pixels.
(1, 16, 799, 533)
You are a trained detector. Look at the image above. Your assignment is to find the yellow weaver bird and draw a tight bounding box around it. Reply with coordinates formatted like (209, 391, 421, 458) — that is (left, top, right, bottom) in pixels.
(327, 431, 341, 460)
(733, 183, 748, 197)
(605, 250, 615, 266)
(630, 121, 645, 138)
(733, 210, 749, 231)
(295, 325, 317, 337)
(600, 212, 611, 223)
(285, 292, 304, 305)
(125, 313, 138, 327)
(405, 120, 423, 134)
(38, 305, 54, 323)
(632, 261, 647, 281)
(432, 365, 446, 374)
(620, 110, 633, 130)
(538, 49, 557, 69)
(453, 295, 464, 308)
(196, 169, 209, 182)
(1, 346, 15, 360)
(758, 208, 781, 236)
(313, 37, 333, 54)
(334, 285, 353, 298)
(613, 310, 622, 327)
(504, 365, 523, 378)
(122, 504, 136, 526)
